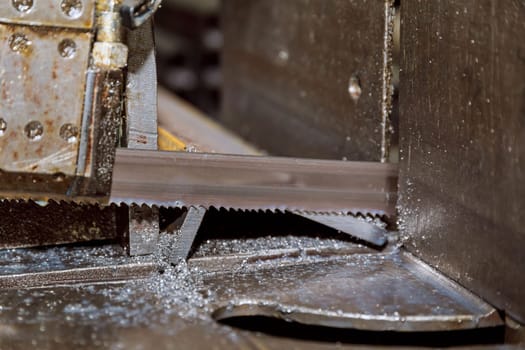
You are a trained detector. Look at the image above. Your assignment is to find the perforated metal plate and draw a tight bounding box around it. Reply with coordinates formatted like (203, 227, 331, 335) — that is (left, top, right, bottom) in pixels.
(0, 24, 92, 176)
(0, 0, 95, 29)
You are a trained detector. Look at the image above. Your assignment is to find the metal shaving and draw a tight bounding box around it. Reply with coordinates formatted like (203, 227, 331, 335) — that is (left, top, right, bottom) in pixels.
(192, 235, 366, 258)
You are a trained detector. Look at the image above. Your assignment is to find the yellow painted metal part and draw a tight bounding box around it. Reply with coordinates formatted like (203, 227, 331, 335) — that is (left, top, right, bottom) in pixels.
(158, 126, 186, 151)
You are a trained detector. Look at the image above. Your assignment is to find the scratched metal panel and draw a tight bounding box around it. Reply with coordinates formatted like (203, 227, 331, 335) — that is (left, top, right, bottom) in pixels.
(124, 21, 160, 256)
(399, 0, 525, 323)
(204, 251, 502, 332)
(0, 0, 95, 29)
(221, 0, 394, 161)
(0, 24, 92, 176)
(125, 21, 158, 150)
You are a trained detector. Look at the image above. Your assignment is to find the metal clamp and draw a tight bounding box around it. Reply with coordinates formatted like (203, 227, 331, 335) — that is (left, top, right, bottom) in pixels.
(120, 0, 162, 29)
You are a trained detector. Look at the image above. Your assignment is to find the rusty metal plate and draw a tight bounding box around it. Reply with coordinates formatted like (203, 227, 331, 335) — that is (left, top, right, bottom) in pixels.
(199, 250, 503, 332)
(0, 0, 95, 29)
(0, 24, 92, 176)
(399, 1, 525, 323)
(220, 0, 394, 160)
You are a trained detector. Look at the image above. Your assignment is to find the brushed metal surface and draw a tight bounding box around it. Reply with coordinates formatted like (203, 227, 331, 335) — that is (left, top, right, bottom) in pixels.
(399, 0, 525, 323)
(221, 0, 395, 161)
(110, 149, 399, 215)
(125, 19, 158, 151)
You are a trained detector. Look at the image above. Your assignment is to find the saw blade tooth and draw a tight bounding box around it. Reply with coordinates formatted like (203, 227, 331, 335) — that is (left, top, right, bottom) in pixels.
(112, 198, 390, 215)
(1, 197, 389, 219)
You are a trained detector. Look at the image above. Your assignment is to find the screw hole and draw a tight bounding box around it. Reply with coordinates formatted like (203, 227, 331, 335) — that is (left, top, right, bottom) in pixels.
(60, 0, 83, 19)
(11, 0, 33, 13)
(58, 39, 77, 59)
(9, 33, 31, 54)
(25, 121, 44, 141)
(59, 123, 79, 143)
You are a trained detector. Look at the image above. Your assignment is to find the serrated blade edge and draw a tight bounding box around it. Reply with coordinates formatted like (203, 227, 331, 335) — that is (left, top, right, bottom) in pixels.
(109, 149, 398, 216)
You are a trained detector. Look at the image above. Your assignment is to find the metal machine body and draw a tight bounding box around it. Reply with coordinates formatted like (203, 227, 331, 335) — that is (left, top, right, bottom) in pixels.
(0, 0, 126, 201)
(0, 0, 523, 348)
(0, 0, 161, 253)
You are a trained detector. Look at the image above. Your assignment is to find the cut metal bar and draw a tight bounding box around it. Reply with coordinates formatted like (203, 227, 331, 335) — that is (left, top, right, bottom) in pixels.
(296, 212, 388, 247)
(111, 149, 398, 215)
